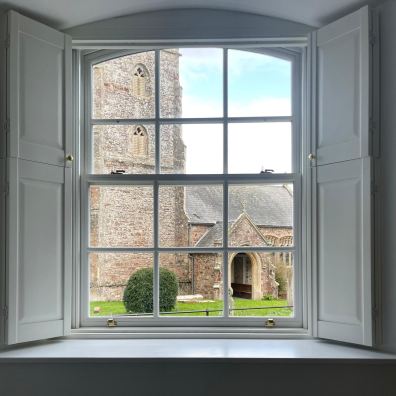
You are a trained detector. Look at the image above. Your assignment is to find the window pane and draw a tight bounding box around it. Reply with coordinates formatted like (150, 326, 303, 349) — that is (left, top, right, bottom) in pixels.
(228, 252, 294, 317)
(228, 122, 292, 174)
(89, 253, 153, 317)
(160, 48, 223, 118)
(160, 253, 224, 316)
(92, 51, 155, 119)
(160, 124, 223, 174)
(159, 185, 223, 248)
(89, 185, 153, 248)
(228, 50, 292, 117)
(228, 184, 293, 248)
(92, 124, 155, 174)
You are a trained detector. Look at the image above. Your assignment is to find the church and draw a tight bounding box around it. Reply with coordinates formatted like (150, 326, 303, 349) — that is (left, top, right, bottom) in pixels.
(89, 50, 294, 303)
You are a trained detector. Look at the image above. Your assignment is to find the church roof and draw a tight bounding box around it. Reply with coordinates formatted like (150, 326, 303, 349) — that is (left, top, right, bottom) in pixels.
(185, 184, 293, 227)
(195, 222, 223, 247)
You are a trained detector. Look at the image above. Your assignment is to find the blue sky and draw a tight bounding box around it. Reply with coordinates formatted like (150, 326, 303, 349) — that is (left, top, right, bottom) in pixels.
(175, 48, 292, 173)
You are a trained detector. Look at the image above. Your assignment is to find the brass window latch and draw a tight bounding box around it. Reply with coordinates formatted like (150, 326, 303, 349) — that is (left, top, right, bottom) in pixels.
(264, 318, 276, 328)
(107, 318, 118, 327)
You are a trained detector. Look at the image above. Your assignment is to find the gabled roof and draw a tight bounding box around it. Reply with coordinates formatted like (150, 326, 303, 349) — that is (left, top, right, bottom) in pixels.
(185, 184, 293, 227)
(195, 212, 271, 247)
(195, 222, 223, 247)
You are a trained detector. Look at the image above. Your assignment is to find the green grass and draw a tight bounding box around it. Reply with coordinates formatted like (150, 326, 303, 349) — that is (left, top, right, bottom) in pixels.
(90, 298, 292, 317)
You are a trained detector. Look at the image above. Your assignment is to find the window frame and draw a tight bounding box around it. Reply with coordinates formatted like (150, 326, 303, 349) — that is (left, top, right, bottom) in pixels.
(74, 43, 307, 331)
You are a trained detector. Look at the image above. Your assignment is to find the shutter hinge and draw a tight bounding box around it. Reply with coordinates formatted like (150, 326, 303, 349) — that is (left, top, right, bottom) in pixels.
(371, 181, 379, 195)
(2, 306, 8, 320)
(369, 117, 375, 134)
(3, 119, 10, 134)
(369, 33, 376, 46)
(3, 34, 10, 49)
(2, 182, 9, 196)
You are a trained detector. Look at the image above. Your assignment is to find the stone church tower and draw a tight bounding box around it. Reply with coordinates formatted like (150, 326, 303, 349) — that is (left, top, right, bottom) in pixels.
(90, 50, 190, 300)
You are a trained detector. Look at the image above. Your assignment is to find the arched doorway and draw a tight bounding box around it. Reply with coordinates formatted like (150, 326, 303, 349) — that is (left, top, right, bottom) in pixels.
(229, 252, 262, 300)
(231, 253, 253, 299)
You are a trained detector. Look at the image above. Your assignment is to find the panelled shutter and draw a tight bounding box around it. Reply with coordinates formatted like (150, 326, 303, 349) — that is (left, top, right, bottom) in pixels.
(2, 10, 72, 344)
(312, 6, 374, 346)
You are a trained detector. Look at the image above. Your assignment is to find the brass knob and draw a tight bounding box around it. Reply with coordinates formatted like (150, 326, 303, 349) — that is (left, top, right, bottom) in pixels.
(308, 153, 316, 161)
(65, 154, 74, 162)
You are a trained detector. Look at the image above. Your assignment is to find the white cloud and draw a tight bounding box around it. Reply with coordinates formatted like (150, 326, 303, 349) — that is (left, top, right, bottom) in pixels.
(181, 103, 292, 174)
(179, 48, 222, 92)
(228, 98, 291, 117)
(182, 94, 222, 118)
(228, 122, 291, 174)
(182, 124, 223, 174)
(228, 49, 290, 77)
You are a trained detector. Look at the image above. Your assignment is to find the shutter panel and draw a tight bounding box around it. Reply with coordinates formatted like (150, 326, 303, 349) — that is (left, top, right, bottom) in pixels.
(3, 11, 72, 345)
(316, 158, 372, 345)
(312, 6, 374, 346)
(315, 6, 370, 166)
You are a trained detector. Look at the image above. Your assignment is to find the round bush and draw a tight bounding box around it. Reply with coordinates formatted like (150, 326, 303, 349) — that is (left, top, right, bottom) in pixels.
(123, 268, 178, 313)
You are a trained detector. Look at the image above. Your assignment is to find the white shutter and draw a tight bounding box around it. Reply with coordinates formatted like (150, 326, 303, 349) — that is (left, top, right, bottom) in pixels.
(312, 6, 374, 346)
(2, 11, 72, 345)
(315, 6, 370, 166)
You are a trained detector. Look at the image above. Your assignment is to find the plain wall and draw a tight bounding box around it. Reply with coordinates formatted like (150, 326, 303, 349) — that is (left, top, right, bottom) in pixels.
(0, 361, 395, 396)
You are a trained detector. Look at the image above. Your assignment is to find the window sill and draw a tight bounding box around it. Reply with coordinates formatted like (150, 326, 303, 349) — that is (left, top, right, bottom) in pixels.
(0, 339, 394, 363)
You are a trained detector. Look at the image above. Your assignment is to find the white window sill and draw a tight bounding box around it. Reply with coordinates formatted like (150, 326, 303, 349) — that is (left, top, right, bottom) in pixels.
(0, 339, 394, 363)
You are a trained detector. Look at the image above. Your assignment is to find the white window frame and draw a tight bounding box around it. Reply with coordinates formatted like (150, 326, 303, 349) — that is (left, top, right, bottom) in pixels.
(73, 42, 308, 331)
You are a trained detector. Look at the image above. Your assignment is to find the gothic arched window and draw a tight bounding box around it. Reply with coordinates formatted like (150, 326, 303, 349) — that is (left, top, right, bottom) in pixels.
(132, 64, 149, 97)
(131, 125, 148, 156)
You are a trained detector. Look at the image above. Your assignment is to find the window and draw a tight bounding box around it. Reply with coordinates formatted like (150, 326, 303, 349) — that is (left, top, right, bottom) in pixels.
(131, 125, 148, 156)
(82, 47, 302, 327)
(2, 7, 376, 346)
(132, 64, 149, 97)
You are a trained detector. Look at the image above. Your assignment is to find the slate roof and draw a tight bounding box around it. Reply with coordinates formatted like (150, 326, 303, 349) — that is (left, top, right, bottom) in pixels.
(195, 222, 224, 247)
(185, 184, 293, 227)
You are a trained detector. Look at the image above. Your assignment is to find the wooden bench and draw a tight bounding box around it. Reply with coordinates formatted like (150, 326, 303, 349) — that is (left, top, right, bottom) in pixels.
(231, 283, 252, 299)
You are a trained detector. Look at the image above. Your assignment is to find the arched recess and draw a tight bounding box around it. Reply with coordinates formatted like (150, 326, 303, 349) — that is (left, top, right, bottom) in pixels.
(66, 9, 311, 43)
(229, 252, 262, 300)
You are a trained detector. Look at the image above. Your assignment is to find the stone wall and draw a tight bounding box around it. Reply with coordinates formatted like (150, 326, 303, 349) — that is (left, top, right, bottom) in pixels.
(192, 254, 222, 300)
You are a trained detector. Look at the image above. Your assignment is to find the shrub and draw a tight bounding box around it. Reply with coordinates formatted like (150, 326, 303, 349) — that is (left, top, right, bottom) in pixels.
(123, 268, 178, 313)
(275, 272, 288, 295)
(159, 268, 179, 311)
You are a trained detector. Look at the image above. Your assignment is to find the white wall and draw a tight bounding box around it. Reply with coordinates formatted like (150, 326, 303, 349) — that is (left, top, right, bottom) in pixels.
(377, 0, 396, 353)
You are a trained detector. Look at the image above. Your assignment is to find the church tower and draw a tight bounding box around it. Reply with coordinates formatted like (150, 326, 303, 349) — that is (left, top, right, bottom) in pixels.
(90, 50, 188, 300)
(91, 49, 184, 174)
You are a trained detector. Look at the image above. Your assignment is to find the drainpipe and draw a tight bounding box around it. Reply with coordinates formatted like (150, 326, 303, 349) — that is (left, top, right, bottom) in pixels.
(191, 254, 195, 294)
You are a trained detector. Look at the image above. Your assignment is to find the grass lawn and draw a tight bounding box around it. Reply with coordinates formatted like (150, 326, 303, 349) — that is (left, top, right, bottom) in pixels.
(90, 298, 292, 317)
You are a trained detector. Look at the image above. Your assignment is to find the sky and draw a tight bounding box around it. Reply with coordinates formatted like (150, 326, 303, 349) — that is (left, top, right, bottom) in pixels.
(175, 48, 292, 174)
